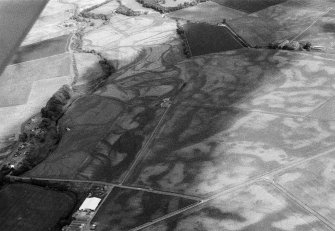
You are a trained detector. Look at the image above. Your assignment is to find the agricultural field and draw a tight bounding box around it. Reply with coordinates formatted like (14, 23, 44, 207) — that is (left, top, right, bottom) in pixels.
(180, 22, 244, 56)
(82, 14, 177, 50)
(136, 0, 199, 12)
(73, 52, 105, 86)
(226, 0, 332, 47)
(126, 102, 335, 196)
(21, 0, 75, 46)
(140, 182, 331, 231)
(293, 9, 335, 54)
(92, 186, 198, 231)
(1, 53, 70, 86)
(0, 53, 71, 107)
(82, 13, 183, 75)
(24, 93, 167, 182)
(3, 0, 335, 230)
(62, 0, 109, 12)
(0, 53, 72, 140)
(274, 152, 335, 225)
(121, 0, 157, 14)
(90, 1, 120, 15)
(0, 0, 49, 75)
(0, 183, 76, 231)
(11, 35, 70, 64)
(211, 0, 287, 13)
(167, 1, 246, 24)
(21, 179, 113, 208)
(105, 40, 184, 79)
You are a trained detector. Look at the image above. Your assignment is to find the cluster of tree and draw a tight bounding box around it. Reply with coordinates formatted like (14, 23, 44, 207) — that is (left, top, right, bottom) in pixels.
(9, 85, 73, 175)
(78, 0, 143, 21)
(176, 23, 191, 58)
(137, 0, 178, 13)
(99, 58, 115, 77)
(115, 5, 141, 16)
(176, 0, 203, 8)
(69, 15, 91, 23)
(79, 11, 109, 21)
(136, 0, 207, 13)
(265, 40, 313, 51)
(70, 30, 84, 51)
(41, 85, 72, 121)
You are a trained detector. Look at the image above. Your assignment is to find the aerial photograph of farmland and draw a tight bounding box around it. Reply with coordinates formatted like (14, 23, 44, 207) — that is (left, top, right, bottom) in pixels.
(2, 0, 335, 230)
